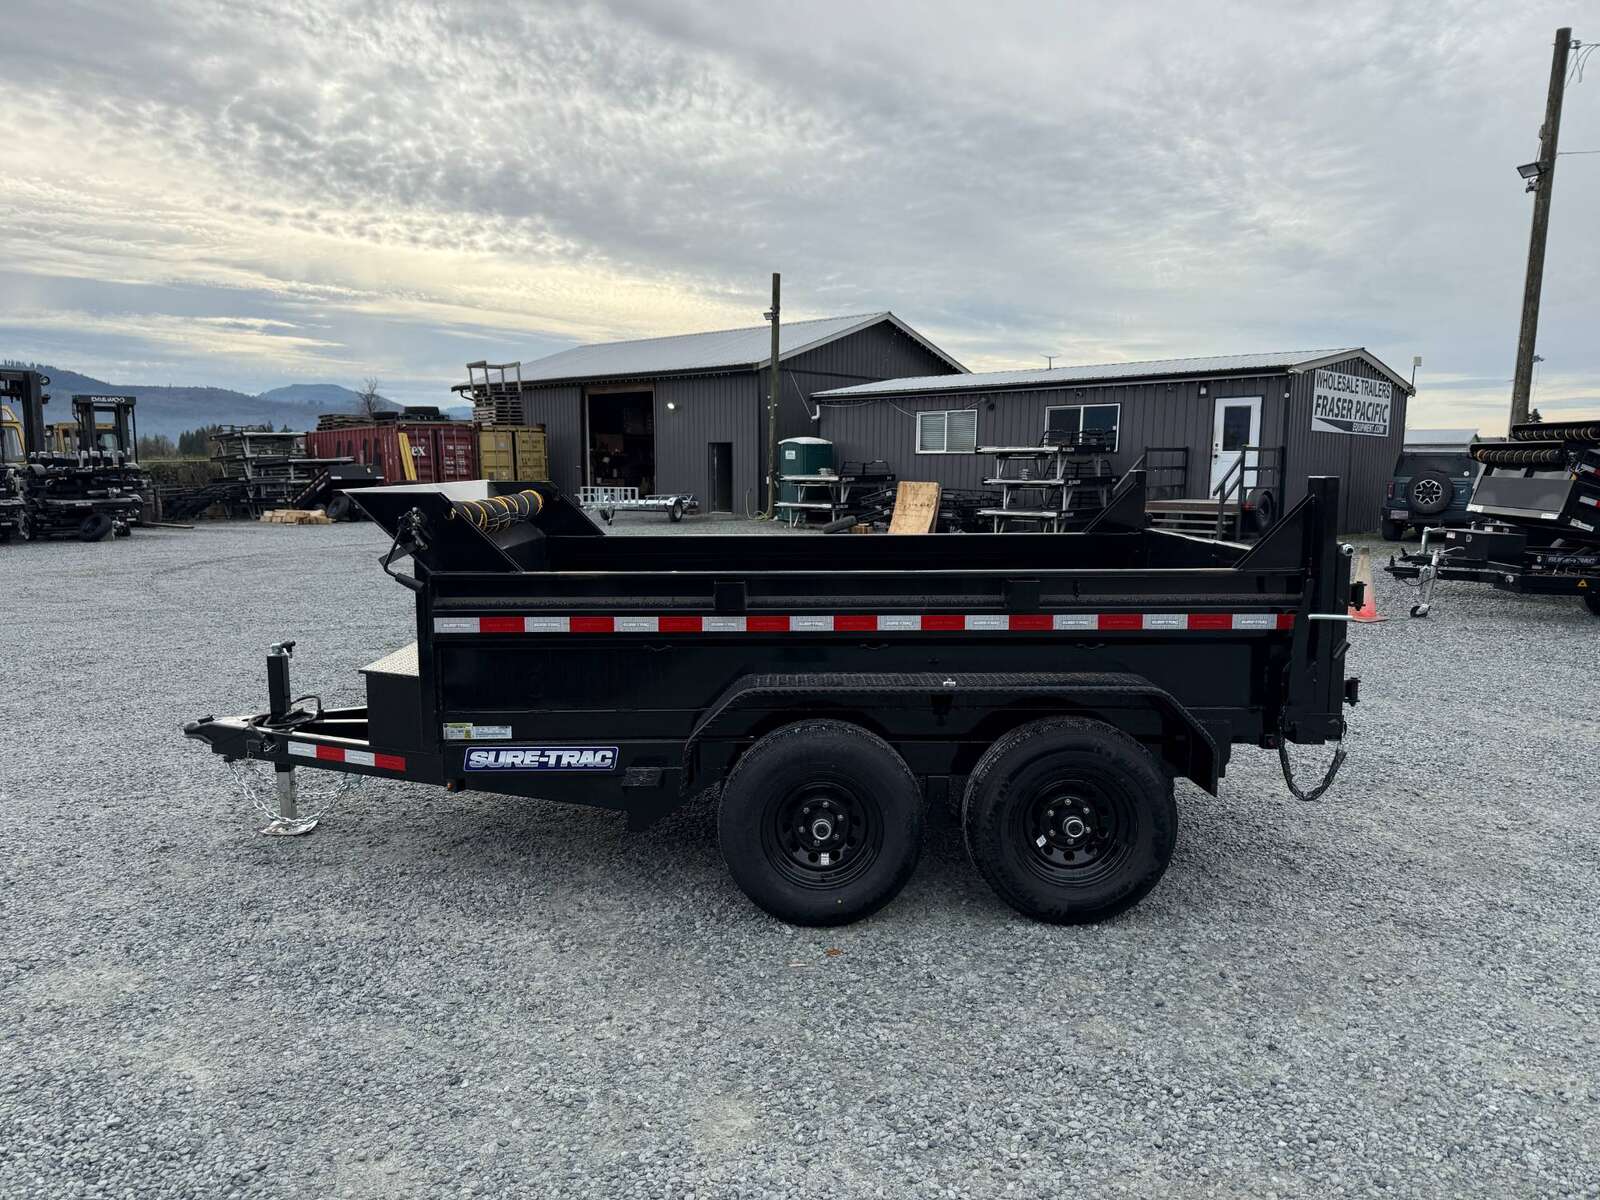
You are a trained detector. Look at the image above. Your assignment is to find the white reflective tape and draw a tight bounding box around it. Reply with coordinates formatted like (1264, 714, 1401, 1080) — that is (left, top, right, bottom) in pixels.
(703, 616, 747, 632)
(1231, 613, 1275, 630)
(287, 742, 317, 759)
(964, 614, 1008, 631)
(1142, 613, 1186, 630)
(877, 614, 920, 631)
(615, 616, 659, 633)
(523, 616, 570, 633)
(1052, 614, 1097, 630)
(790, 615, 834, 632)
(344, 749, 376, 767)
(433, 617, 479, 634)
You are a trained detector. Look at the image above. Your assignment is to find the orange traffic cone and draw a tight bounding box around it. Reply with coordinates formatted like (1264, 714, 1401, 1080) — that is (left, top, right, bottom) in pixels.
(1349, 546, 1384, 622)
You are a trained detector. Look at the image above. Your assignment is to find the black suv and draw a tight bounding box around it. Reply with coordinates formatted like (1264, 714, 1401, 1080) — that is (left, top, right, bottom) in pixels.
(1382, 446, 1478, 540)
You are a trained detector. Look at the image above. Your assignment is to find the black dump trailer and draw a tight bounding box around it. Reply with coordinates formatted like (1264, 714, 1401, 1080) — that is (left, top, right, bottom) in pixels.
(185, 473, 1359, 926)
(1387, 418, 1600, 618)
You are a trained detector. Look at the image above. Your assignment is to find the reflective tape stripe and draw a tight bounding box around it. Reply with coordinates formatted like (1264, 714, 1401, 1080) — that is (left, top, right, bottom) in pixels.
(432, 612, 1300, 635)
(285, 742, 407, 772)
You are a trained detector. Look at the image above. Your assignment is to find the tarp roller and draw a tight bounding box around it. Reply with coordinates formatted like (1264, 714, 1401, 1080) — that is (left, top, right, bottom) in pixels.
(449, 488, 544, 532)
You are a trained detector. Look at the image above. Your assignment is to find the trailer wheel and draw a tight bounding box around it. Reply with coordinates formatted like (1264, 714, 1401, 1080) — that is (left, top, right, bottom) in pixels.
(78, 513, 114, 542)
(962, 718, 1175, 924)
(669, 500, 684, 522)
(718, 719, 924, 926)
(326, 494, 353, 521)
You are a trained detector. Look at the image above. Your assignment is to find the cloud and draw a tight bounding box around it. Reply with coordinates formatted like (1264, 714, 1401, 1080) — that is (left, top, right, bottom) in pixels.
(0, 0, 1594, 419)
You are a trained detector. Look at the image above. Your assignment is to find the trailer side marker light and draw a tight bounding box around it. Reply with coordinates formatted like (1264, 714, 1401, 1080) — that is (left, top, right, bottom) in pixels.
(430, 612, 1299, 636)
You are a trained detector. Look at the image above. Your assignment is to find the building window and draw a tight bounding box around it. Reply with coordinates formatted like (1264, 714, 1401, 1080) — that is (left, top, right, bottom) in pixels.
(916, 408, 979, 454)
(1044, 403, 1120, 451)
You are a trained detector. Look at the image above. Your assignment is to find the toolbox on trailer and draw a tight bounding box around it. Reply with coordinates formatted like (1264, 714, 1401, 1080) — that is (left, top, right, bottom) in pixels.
(185, 472, 1358, 926)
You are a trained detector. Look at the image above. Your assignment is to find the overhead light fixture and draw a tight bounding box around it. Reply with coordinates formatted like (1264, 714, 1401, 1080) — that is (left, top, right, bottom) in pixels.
(665, 400, 677, 411)
(1517, 160, 1546, 192)
(1198, 384, 1207, 396)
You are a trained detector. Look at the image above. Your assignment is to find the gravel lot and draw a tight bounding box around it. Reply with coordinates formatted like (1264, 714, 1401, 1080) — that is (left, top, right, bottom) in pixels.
(2, 518, 1597, 1199)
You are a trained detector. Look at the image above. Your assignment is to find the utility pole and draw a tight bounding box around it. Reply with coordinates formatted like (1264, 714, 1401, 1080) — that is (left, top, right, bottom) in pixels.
(1510, 27, 1573, 429)
(764, 272, 780, 519)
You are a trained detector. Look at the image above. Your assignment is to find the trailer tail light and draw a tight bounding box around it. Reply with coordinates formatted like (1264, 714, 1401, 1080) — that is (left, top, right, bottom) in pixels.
(1386, 481, 1395, 500)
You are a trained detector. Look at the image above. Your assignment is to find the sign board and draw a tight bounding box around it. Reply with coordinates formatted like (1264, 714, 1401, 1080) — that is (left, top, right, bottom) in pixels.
(1311, 369, 1392, 437)
(888, 481, 940, 534)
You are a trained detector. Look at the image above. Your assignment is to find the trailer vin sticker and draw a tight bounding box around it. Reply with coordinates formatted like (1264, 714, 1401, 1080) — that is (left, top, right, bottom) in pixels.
(1311, 369, 1391, 437)
(464, 746, 619, 772)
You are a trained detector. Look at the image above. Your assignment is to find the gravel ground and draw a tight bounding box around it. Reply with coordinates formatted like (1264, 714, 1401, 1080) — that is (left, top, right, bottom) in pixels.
(2, 518, 1597, 1199)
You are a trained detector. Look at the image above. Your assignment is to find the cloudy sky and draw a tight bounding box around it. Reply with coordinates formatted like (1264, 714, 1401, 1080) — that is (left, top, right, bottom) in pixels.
(1, 1, 1595, 426)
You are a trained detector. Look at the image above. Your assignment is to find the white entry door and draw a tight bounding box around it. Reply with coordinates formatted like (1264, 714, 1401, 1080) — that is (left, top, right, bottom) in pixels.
(1210, 397, 1261, 496)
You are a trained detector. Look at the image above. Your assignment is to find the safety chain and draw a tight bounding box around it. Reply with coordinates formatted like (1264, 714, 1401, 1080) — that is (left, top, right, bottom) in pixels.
(223, 749, 367, 826)
(1277, 736, 1347, 803)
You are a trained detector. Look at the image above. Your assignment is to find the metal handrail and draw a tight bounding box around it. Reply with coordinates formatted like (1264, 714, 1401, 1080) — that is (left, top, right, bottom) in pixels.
(1211, 444, 1284, 538)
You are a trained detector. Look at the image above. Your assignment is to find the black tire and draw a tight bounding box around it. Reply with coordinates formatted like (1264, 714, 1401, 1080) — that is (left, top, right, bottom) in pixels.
(1583, 590, 1600, 618)
(1406, 469, 1453, 517)
(962, 717, 1176, 924)
(669, 501, 684, 523)
(718, 719, 925, 926)
(1381, 518, 1407, 541)
(78, 513, 114, 542)
(326, 494, 353, 522)
(1245, 488, 1277, 535)
(113, 522, 131, 538)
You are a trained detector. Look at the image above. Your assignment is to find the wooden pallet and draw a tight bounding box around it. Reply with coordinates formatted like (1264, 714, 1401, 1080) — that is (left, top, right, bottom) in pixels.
(261, 508, 333, 525)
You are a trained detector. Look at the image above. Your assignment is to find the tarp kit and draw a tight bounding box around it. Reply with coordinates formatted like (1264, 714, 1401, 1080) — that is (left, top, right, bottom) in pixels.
(1387, 418, 1600, 618)
(185, 472, 1360, 926)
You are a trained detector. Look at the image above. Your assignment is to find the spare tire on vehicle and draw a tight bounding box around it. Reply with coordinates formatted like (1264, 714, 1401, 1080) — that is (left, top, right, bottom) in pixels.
(1406, 469, 1454, 517)
(78, 513, 115, 542)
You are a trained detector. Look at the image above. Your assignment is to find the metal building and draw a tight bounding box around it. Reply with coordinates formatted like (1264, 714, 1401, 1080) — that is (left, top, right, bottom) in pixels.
(476, 313, 963, 513)
(813, 349, 1414, 531)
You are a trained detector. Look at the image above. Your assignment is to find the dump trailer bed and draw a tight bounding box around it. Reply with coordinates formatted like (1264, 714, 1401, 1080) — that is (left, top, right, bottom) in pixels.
(186, 473, 1358, 926)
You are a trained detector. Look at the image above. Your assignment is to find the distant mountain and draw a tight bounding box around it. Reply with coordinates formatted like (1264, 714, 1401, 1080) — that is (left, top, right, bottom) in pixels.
(5, 364, 467, 440)
(256, 383, 401, 412)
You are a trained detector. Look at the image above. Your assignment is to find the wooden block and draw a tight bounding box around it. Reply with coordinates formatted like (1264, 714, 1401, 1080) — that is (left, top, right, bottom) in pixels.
(888, 482, 941, 535)
(850, 523, 872, 534)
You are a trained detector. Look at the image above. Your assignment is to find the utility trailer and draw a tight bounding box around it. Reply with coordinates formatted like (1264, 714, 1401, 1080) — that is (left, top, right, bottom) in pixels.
(1387, 418, 1600, 618)
(577, 485, 699, 524)
(185, 473, 1359, 926)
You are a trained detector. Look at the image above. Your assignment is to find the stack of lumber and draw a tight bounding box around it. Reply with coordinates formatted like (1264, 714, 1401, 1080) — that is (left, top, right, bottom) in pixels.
(260, 508, 334, 525)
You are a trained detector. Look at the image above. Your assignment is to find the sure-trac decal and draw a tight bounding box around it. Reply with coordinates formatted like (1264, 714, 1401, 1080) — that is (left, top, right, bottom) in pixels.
(463, 746, 619, 771)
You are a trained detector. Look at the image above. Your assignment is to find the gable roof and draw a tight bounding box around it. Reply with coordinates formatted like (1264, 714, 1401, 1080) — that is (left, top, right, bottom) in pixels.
(813, 348, 1414, 400)
(517, 312, 965, 384)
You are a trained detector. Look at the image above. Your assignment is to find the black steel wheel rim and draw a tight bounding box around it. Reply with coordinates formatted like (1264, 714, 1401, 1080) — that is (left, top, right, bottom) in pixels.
(762, 776, 883, 889)
(1014, 774, 1135, 886)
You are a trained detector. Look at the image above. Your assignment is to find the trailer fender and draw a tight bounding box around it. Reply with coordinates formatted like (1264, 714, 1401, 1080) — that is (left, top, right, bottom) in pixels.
(682, 671, 1221, 795)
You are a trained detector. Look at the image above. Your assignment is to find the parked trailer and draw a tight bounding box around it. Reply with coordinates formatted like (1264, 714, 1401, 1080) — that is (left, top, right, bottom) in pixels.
(577, 485, 700, 524)
(184, 473, 1358, 926)
(1387, 418, 1600, 618)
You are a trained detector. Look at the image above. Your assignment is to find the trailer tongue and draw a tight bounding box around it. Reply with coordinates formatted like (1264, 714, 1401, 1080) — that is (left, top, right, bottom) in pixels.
(185, 473, 1358, 926)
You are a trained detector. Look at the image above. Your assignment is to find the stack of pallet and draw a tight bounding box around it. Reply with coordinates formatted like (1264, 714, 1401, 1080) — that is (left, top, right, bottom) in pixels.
(260, 508, 334, 525)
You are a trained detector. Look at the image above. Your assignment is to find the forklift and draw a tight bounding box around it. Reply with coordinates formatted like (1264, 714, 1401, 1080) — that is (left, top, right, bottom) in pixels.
(0, 369, 150, 542)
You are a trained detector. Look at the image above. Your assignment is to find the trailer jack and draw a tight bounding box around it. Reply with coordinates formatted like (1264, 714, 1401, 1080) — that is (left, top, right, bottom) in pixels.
(261, 765, 318, 837)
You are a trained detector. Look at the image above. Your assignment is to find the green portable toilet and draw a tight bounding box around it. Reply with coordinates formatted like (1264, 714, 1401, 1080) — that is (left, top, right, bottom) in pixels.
(778, 437, 834, 503)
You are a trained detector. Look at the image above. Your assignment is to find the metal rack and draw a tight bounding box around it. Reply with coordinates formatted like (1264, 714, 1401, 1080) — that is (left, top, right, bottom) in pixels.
(210, 427, 352, 518)
(975, 435, 1115, 532)
(776, 460, 896, 527)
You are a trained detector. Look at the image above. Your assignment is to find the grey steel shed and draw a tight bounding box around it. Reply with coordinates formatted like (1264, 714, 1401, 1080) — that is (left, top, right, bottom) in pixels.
(812, 349, 1415, 532)
(476, 313, 963, 513)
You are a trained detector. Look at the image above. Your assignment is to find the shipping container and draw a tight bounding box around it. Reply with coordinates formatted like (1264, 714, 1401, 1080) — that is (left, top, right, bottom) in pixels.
(478, 425, 549, 482)
(308, 422, 478, 485)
